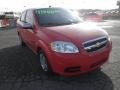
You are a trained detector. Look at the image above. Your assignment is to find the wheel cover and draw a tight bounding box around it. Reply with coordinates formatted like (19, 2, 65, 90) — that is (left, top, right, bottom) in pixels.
(39, 53, 48, 72)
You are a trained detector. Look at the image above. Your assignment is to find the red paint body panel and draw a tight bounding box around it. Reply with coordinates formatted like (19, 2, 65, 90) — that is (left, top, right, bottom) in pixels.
(17, 8, 112, 76)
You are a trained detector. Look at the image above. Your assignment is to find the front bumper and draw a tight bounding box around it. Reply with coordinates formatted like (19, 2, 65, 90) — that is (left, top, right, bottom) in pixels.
(47, 42, 112, 76)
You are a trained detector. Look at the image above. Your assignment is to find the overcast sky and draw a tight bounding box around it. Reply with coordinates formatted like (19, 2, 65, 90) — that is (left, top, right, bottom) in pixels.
(0, 0, 118, 12)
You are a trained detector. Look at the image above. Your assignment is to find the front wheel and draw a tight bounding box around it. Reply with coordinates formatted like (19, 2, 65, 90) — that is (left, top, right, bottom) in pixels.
(38, 50, 53, 74)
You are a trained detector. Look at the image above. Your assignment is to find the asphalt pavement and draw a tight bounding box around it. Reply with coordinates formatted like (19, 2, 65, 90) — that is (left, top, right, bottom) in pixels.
(0, 20, 120, 90)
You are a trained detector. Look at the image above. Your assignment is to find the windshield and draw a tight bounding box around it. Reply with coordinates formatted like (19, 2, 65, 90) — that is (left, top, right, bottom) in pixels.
(35, 8, 83, 27)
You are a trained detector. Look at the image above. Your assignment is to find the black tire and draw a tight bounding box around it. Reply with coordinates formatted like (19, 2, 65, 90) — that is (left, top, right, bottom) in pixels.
(38, 50, 53, 74)
(19, 35, 26, 47)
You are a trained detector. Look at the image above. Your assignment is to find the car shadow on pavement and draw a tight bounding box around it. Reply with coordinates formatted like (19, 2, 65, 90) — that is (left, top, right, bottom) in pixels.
(0, 45, 113, 90)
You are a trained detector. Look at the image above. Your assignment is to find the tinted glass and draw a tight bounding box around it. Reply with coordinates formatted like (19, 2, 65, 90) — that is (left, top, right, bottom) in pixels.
(26, 10, 34, 25)
(20, 11, 26, 22)
(35, 8, 82, 27)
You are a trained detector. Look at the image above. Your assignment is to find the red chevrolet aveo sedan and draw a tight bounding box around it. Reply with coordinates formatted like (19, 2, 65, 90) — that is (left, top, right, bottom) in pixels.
(17, 8, 112, 76)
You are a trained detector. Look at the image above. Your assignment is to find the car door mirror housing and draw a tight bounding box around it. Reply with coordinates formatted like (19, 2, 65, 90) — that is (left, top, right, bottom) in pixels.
(22, 22, 33, 29)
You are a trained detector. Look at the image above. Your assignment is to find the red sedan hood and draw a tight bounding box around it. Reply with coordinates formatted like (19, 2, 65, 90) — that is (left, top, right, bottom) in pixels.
(41, 22, 107, 44)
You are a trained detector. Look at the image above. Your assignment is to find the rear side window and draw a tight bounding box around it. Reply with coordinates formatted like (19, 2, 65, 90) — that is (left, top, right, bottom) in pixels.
(20, 11, 26, 22)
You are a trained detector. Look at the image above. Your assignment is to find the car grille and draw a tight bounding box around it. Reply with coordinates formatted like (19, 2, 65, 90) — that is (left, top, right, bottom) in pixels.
(83, 36, 108, 52)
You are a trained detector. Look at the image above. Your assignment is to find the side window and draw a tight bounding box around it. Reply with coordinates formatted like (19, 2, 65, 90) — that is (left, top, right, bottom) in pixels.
(20, 11, 26, 22)
(25, 10, 34, 25)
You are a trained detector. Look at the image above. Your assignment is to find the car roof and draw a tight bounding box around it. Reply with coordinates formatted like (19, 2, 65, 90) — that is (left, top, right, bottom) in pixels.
(26, 7, 64, 11)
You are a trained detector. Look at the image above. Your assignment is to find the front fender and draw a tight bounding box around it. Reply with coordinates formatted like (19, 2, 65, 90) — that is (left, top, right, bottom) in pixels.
(36, 40, 52, 58)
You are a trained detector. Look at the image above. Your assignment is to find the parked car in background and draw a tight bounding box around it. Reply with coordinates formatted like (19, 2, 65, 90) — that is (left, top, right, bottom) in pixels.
(83, 13, 103, 22)
(0, 14, 5, 27)
(0, 12, 14, 28)
(1, 18, 10, 28)
(17, 8, 112, 76)
(0, 14, 10, 28)
(5, 12, 14, 19)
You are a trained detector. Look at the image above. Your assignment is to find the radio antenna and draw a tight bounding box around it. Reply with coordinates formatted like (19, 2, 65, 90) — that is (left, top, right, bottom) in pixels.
(48, 0, 51, 8)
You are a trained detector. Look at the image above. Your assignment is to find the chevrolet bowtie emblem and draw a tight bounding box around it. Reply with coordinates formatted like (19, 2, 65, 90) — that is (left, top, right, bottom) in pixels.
(95, 42, 101, 47)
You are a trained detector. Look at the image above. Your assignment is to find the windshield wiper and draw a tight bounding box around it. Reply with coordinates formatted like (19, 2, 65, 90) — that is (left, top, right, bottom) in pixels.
(40, 21, 80, 27)
(40, 23, 65, 26)
(40, 23, 55, 26)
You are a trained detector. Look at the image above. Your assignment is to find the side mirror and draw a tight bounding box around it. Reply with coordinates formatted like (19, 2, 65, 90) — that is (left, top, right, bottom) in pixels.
(22, 22, 33, 29)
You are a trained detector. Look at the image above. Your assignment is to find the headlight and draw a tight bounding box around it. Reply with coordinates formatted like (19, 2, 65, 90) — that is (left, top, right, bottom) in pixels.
(51, 41, 79, 53)
(108, 36, 111, 41)
(106, 35, 111, 41)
